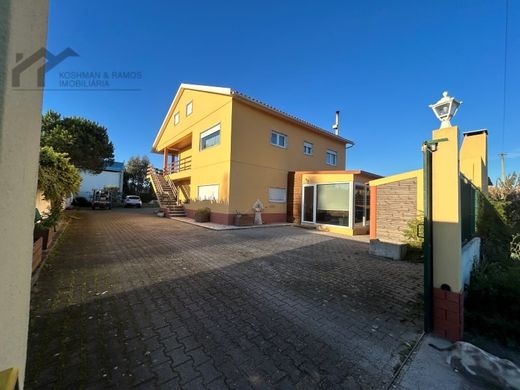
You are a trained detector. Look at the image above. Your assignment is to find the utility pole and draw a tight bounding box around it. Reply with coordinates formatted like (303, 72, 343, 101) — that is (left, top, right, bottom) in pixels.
(499, 153, 507, 182)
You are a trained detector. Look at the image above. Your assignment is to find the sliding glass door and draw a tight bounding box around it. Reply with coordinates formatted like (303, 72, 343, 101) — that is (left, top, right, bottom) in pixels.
(302, 183, 351, 227)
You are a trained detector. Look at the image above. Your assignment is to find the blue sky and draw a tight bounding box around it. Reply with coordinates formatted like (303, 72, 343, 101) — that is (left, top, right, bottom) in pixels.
(42, 0, 519, 182)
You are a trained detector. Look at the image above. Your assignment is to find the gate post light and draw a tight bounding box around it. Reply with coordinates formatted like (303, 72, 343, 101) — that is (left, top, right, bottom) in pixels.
(429, 91, 462, 128)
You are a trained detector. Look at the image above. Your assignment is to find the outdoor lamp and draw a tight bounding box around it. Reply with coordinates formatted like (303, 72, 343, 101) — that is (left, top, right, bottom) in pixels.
(429, 91, 462, 128)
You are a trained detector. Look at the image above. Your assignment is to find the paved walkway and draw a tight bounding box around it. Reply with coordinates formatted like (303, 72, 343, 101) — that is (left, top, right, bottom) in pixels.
(26, 209, 423, 389)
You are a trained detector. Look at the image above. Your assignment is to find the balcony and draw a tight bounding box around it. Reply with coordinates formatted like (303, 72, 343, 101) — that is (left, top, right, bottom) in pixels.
(165, 155, 192, 180)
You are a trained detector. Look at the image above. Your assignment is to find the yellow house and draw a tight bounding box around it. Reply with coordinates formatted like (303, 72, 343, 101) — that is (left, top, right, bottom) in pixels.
(151, 84, 353, 224)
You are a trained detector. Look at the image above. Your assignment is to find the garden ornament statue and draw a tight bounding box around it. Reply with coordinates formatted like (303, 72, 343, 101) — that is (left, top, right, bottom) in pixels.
(252, 199, 264, 225)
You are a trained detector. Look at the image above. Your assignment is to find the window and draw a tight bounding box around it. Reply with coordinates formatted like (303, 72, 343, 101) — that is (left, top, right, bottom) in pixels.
(316, 183, 350, 226)
(326, 149, 337, 166)
(303, 141, 313, 155)
(200, 123, 221, 150)
(271, 130, 287, 148)
(197, 184, 219, 201)
(186, 101, 193, 116)
(174, 111, 180, 125)
(269, 187, 287, 203)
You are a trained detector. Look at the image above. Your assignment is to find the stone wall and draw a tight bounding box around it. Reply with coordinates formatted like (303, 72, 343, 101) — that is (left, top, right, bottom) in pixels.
(375, 178, 417, 242)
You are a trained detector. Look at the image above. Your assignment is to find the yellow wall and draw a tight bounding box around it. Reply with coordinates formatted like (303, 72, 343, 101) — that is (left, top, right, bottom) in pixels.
(432, 126, 462, 292)
(229, 99, 347, 215)
(161, 88, 233, 214)
(460, 131, 488, 193)
(0, 0, 49, 386)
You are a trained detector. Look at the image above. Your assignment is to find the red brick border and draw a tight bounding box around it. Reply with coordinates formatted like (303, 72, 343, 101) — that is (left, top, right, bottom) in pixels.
(433, 288, 464, 342)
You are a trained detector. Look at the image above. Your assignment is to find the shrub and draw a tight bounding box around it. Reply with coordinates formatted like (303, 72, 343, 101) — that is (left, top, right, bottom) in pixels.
(511, 234, 520, 261)
(476, 194, 512, 264)
(38, 146, 81, 209)
(402, 214, 424, 262)
(465, 174, 520, 346)
(465, 261, 520, 345)
(194, 207, 211, 223)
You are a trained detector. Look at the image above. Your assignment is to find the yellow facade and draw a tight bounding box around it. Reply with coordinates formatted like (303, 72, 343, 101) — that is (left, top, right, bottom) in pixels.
(460, 130, 488, 193)
(152, 84, 351, 223)
(432, 126, 462, 292)
(229, 99, 347, 217)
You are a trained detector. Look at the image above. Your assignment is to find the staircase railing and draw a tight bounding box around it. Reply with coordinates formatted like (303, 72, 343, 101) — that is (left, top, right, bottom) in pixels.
(147, 165, 179, 206)
(163, 175, 179, 202)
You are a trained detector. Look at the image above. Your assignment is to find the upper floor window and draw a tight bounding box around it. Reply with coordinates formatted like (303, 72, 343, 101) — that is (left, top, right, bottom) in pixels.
(303, 141, 313, 155)
(271, 130, 287, 148)
(186, 101, 193, 116)
(326, 149, 337, 166)
(200, 123, 221, 150)
(174, 111, 180, 125)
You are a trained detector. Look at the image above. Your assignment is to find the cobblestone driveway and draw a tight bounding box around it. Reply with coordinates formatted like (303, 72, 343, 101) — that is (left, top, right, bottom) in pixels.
(26, 209, 423, 389)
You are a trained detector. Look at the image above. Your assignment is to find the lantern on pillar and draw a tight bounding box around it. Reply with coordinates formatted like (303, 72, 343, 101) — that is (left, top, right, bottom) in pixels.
(429, 91, 462, 128)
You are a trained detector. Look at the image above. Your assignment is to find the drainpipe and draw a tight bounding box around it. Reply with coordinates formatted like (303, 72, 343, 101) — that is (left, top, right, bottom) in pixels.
(422, 138, 448, 333)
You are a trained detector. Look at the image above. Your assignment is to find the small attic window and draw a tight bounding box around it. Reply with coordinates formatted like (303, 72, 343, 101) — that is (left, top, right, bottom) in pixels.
(174, 112, 180, 125)
(186, 101, 193, 116)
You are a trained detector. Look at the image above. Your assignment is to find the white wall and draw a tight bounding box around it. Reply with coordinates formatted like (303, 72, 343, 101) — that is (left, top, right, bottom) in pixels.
(462, 237, 480, 287)
(0, 0, 49, 386)
(78, 170, 123, 198)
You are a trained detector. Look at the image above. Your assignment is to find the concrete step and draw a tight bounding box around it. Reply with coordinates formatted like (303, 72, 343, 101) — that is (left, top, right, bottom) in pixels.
(169, 212, 187, 217)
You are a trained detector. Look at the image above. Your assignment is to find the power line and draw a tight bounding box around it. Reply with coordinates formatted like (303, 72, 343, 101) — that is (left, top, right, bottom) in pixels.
(501, 0, 509, 153)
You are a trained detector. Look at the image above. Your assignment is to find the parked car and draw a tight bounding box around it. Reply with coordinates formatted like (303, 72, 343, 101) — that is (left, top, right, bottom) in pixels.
(91, 190, 112, 210)
(124, 195, 142, 208)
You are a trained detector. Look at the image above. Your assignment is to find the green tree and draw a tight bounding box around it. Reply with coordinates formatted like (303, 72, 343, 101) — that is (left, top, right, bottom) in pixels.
(38, 146, 81, 226)
(124, 155, 151, 195)
(41, 110, 114, 173)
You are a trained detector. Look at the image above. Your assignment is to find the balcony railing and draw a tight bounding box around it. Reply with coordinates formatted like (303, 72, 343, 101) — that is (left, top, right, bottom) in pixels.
(166, 156, 192, 176)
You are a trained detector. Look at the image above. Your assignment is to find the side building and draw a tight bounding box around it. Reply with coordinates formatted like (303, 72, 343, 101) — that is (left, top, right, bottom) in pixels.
(77, 162, 125, 200)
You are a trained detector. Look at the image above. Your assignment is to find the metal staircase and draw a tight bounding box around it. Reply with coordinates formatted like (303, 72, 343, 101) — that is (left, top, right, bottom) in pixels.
(147, 167, 186, 217)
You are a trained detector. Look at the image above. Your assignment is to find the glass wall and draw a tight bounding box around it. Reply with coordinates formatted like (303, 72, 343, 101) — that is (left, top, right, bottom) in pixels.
(354, 184, 370, 227)
(316, 183, 350, 226)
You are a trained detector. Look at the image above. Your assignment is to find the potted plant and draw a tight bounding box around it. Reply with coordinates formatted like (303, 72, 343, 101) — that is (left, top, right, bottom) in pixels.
(194, 207, 211, 223)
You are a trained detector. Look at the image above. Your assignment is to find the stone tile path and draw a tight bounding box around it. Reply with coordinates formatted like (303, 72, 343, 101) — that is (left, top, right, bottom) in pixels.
(26, 209, 423, 389)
